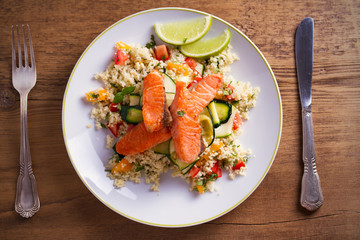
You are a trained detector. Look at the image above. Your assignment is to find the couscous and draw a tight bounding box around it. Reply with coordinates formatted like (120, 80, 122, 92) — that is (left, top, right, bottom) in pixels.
(86, 37, 259, 193)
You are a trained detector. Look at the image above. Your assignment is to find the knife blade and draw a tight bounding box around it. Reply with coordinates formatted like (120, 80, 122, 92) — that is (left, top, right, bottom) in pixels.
(295, 17, 324, 211)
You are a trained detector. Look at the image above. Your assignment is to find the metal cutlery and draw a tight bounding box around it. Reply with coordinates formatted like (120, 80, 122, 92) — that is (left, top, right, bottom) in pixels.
(295, 17, 324, 211)
(12, 24, 40, 218)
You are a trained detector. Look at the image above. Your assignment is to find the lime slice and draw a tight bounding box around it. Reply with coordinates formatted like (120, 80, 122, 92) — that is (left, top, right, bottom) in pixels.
(179, 28, 231, 58)
(154, 16, 212, 45)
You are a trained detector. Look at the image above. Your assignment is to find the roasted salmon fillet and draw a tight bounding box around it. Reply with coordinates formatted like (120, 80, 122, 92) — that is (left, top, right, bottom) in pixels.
(170, 81, 203, 163)
(142, 70, 172, 132)
(170, 74, 223, 163)
(190, 74, 223, 114)
(115, 122, 171, 155)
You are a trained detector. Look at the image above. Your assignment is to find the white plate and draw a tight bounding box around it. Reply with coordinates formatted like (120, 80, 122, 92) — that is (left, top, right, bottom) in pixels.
(62, 7, 282, 227)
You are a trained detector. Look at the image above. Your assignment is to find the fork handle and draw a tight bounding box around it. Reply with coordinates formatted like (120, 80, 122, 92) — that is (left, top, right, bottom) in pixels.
(300, 107, 323, 211)
(15, 94, 40, 218)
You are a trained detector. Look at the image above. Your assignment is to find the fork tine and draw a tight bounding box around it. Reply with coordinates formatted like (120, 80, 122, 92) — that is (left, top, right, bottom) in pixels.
(16, 25, 22, 68)
(22, 25, 29, 67)
(26, 25, 36, 69)
(11, 25, 16, 71)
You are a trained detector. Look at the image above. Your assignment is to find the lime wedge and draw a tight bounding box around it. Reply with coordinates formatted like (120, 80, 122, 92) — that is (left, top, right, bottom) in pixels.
(154, 16, 212, 45)
(179, 29, 231, 58)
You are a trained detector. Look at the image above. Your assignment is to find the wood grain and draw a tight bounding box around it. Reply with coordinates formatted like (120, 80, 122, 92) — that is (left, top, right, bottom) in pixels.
(0, 0, 359, 239)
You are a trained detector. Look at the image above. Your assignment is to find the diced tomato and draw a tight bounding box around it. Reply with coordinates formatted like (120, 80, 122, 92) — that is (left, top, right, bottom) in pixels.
(227, 84, 235, 92)
(154, 45, 170, 61)
(189, 166, 200, 178)
(225, 84, 235, 101)
(126, 124, 135, 133)
(108, 123, 120, 137)
(233, 113, 242, 130)
(193, 70, 202, 81)
(211, 162, 222, 178)
(185, 57, 197, 70)
(109, 103, 120, 112)
(114, 49, 129, 65)
(226, 94, 235, 101)
(232, 161, 245, 170)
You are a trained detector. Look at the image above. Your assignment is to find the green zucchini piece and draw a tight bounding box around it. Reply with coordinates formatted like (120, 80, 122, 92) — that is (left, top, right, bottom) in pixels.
(152, 140, 170, 155)
(214, 99, 232, 124)
(199, 107, 215, 147)
(168, 139, 199, 174)
(165, 92, 175, 107)
(215, 106, 236, 138)
(129, 94, 141, 106)
(208, 101, 220, 127)
(120, 105, 143, 124)
(164, 73, 176, 93)
(195, 63, 205, 77)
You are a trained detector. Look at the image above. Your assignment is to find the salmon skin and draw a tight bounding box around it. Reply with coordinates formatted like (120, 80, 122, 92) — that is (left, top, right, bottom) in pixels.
(115, 122, 171, 155)
(142, 70, 172, 132)
(170, 74, 223, 163)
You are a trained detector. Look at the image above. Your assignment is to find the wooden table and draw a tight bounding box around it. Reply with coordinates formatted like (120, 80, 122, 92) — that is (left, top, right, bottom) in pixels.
(1, 0, 359, 239)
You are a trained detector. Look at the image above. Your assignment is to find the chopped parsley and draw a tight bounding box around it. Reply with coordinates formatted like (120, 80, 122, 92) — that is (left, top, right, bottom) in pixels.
(89, 93, 99, 99)
(145, 35, 156, 49)
(110, 83, 118, 89)
(135, 165, 144, 172)
(100, 123, 107, 128)
(177, 110, 185, 116)
(196, 180, 204, 186)
(183, 37, 187, 43)
(161, 55, 166, 61)
(208, 173, 218, 181)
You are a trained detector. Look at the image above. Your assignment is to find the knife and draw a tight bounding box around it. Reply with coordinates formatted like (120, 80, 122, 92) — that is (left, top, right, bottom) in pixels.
(295, 17, 324, 211)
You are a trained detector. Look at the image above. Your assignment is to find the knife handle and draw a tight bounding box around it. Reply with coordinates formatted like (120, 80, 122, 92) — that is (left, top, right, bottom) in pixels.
(300, 107, 324, 211)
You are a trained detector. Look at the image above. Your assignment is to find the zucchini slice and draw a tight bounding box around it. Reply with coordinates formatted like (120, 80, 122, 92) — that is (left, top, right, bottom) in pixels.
(165, 92, 175, 107)
(120, 105, 143, 124)
(168, 139, 199, 174)
(207, 101, 220, 127)
(164, 73, 176, 93)
(199, 107, 215, 147)
(129, 94, 141, 106)
(214, 99, 232, 124)
(195, 63, 205, 77)
(215, 106, 236, 138)
(152, 140, 170, 155)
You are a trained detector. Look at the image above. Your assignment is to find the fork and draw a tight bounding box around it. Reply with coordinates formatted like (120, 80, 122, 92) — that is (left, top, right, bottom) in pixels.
(12, 24, 40, 218)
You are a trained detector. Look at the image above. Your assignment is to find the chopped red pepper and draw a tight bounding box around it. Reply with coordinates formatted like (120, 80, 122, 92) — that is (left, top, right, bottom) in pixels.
(189, 166, 200, 178)
(233, 113, 242, 130)
(114, 49, 129, 65)
(232, 161, 245, 170)
(154, 45, 170, 61)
